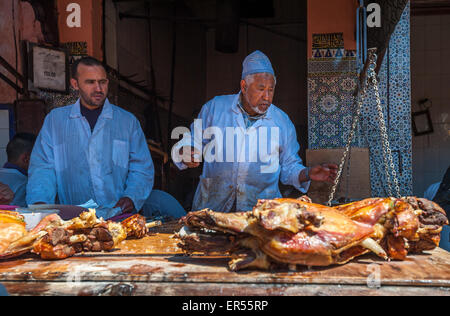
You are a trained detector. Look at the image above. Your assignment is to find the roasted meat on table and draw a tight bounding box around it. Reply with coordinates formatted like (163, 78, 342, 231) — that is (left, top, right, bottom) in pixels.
(0, 211, 51, 259)
(0, 210, 157, 260)
(0, 211, 26, 254)
(176, 197, 448, 271)
(334, 197, 448, 260)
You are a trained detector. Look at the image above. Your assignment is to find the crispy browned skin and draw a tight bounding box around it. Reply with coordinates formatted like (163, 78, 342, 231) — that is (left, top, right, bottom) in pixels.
(121, 214, 148, 239)
(179, 198, 375, 269)
(334, 197, 448, 260)
(402, 197, 448, 254)
(178, 197, 448, 270)
(256, 198, 375, 266)
(33, 239, 76, 260)
(0, 211, 27, 255)
(32, 224, 116, 260)
(2, 210, 142, 260)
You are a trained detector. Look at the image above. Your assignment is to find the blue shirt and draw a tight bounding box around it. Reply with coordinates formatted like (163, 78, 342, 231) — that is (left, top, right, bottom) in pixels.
(3, 162, 27, 176)
(172, 92, 309, 212)
(0, 168, 27, 207)
(80, 103, 103, 131)
(26, 98, 154, 212)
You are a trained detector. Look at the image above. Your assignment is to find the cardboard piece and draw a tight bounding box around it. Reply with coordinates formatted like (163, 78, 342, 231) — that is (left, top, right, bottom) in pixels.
(306, 148, 371, 204)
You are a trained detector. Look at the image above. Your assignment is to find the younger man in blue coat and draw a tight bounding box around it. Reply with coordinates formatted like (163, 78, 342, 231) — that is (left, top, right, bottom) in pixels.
(27, 57, 184, 219)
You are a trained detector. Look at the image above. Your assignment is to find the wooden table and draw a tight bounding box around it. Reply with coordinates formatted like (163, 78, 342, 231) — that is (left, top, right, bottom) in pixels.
(1, 230, 449, 296)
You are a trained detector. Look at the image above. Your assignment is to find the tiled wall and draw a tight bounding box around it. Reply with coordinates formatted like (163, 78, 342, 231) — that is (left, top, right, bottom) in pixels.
(363, 3, 412, 197)
(411, 14, 450, 196)
(308, 2, 412, 197)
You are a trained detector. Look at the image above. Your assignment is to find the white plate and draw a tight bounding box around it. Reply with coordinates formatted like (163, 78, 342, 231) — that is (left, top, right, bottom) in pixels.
(16, 209, 60, 231)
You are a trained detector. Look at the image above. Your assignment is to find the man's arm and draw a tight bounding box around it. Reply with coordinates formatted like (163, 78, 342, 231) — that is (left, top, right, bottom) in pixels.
(0, 183, 14, 205)
(279, 120, 311, 193)
(26, 115, 58, 205)
(120, 118, 154, 212)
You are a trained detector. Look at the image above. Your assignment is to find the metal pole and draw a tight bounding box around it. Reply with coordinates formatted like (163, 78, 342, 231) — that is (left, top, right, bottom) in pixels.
(166, 1, 177, 193)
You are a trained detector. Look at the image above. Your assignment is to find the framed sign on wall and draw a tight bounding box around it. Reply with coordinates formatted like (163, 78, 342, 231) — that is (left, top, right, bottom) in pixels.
(29, 44, 69, 94)
(412, 109, 434, 137)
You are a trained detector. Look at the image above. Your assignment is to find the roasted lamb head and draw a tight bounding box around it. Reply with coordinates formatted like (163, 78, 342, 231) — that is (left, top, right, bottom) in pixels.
(334, 197, 448, 260)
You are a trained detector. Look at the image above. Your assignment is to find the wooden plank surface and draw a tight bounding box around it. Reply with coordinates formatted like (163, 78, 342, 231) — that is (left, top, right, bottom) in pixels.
(3, 281, 449, 296)
(1, 249, 449, 286)
(1, 232, 449, 296)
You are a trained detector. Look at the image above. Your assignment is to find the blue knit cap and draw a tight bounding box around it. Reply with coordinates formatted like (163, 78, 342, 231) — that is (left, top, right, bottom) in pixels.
(241, 50, 275, 80)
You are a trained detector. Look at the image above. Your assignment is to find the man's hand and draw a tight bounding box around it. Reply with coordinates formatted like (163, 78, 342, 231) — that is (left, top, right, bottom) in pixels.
(0, 183, 14, 205)
(309, 164, 339, 184)
(299, 164, 339, 184)
(179, 146, 201, 169)
(114, 197, 135, 214)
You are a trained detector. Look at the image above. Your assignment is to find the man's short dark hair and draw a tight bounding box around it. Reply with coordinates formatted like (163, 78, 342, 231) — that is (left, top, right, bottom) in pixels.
(71, 56, 106, 79)
(6, 133, 37, 162)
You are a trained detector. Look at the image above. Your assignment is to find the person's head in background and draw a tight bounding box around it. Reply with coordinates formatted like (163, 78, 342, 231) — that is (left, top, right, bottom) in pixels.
(6, 133, 37, 172)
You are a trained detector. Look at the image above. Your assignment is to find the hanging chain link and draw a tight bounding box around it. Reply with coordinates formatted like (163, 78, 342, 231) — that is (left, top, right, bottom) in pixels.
(368, 54, 401, 198)
(327, 49, 401, 206)
(327, 76, 368, 206)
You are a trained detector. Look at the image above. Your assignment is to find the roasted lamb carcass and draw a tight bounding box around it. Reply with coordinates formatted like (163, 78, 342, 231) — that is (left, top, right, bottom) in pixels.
(177, 197, 448, 271)
(0, 211, 50, 259)
(32, 223, 120, 260)
(30, 209, 128, 260)
(1, 210, 162, 260)
(177, 198, 388, 271)
(334, 197, 448, 260)
(1, 209, 128, 260)
(0, 211, 32, 258)
(0, 211, 27, 254)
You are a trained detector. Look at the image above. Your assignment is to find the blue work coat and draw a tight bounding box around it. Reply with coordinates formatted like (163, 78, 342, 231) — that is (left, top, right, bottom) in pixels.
(0, 168, 27, 207)
(172, 92, 309, 212)
(26, 99, 154, 211)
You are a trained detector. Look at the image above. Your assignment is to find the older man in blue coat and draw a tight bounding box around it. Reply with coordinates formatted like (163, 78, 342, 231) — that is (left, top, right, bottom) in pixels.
(172, 51, 338, 212)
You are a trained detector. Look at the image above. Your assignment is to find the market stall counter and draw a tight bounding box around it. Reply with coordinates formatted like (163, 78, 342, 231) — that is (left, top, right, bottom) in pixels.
(0, 224, 449, 296)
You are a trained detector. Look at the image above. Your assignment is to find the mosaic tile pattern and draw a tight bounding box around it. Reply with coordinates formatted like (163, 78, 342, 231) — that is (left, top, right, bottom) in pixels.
(361, 1, 412, 196)
(308, 75, 364, 149)
(308, 2, 412, 197)
(308, 57, 357, 76)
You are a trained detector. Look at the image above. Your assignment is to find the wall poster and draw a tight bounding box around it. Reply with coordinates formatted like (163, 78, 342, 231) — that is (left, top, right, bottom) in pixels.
(31, 44, 69, 93)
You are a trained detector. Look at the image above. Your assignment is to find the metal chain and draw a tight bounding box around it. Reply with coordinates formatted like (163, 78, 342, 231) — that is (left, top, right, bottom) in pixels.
(327, 80, 368, 206)
(368, 54, 401, 198)
(327, 50, 401, 206)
